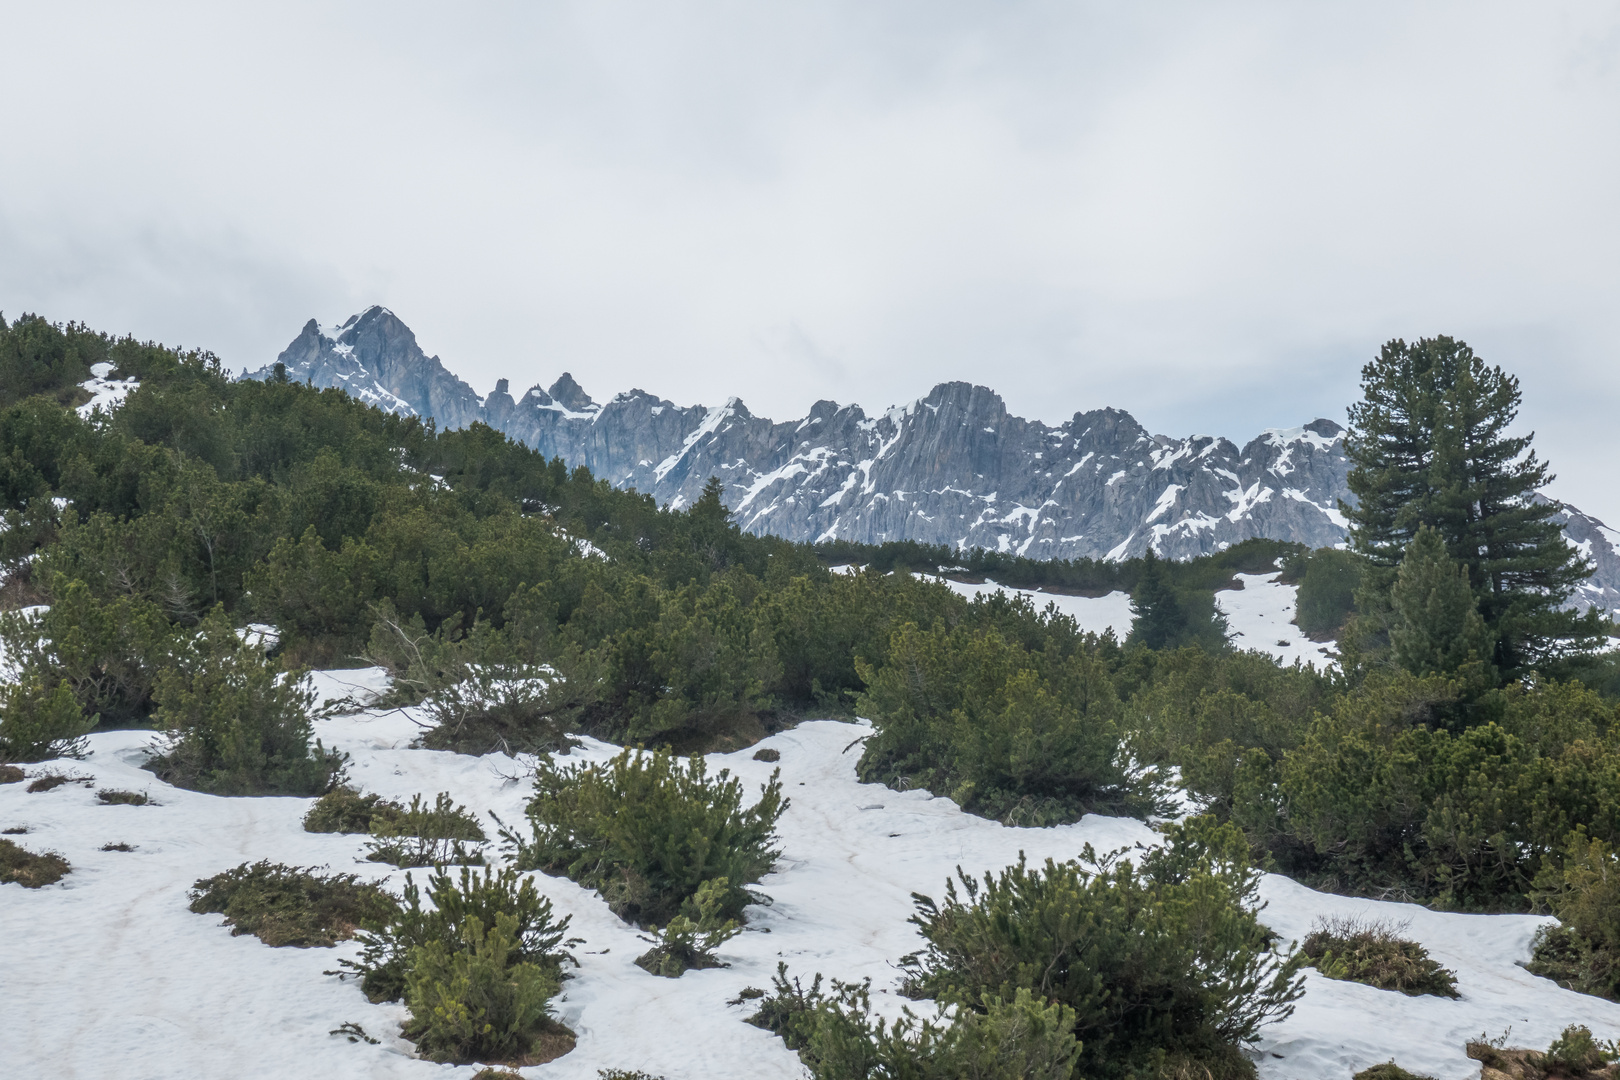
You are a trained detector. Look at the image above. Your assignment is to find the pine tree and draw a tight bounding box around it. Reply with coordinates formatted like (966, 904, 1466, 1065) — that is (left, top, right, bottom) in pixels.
(1128, 550, 1186, 651)
(1343, 336, 1604, 678)
(1388, 527, 1494, 678)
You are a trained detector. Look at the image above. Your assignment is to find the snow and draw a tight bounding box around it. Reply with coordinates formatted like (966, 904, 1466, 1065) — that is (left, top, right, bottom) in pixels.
(1217, 572, 1337, 669)
(6, 685, 1619, 1078)
(75, 368, 140, 419)
(932, 577, 1136, 639)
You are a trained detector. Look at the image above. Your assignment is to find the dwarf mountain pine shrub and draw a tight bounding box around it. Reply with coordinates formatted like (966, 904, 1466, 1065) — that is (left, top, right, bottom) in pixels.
(303, 785, 405, 834)
(634, 876, 741, 977)
(1529, 831, 1620, 1001)
(363, 792, 487, 869)
(401, 912, 573, 1066)
(188, 861, 396, 947)
(145, 608, 342, 796)
(0, 676, 94, 763)
(0, 763, 22, 783)
(1300, 916, 1458, 997)
(97, 789, 154, 806)
(345, 864, 576, 1004)
(900, 818, 1303, 1080)
(1353, 1064, 1438, 1080)
(0, 837, 70, 887)
(508, 747, 785, 928)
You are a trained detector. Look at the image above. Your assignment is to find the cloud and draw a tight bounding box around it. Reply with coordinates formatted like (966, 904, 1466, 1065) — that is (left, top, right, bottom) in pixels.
(2, 1, 1618, 521)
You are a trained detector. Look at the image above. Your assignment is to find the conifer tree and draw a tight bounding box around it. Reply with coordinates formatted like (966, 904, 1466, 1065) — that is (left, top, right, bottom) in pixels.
(1343, 336, 1604, 678)
(1129, 550, 1186, 651)
(1389, 527, 1494, 679)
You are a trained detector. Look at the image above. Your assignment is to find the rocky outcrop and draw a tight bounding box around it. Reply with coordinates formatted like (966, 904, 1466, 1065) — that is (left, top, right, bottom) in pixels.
(250, 310, 1620, 612)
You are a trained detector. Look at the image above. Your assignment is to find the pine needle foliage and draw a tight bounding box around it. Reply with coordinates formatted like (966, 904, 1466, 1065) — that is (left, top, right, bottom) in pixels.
(0, 836, 70, 887)
(303, 785, 405, 834)
(0, 675, 94, 763)
(401, 912, 569, 1065)
(363, 792, 487, 869)
(508, 747, 785, 928)
(344, 864, 576, 1004)
(1300, 915, 1458, 997)
(900, 818, 1303, 1080)
(187, 861, 395, 947)
(1529, 831, 1620, 1000)
(145, 607, 342, 796)
(633, 876, 742, 977)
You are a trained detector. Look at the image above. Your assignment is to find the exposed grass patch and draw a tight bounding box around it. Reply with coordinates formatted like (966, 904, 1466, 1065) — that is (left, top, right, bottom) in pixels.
(364, 792, 487, 869)
(303, 786, 405, 834)
(0, 837, 70, 887)
(0, 764, 24, 784)
(101, 841, 136, 852)
(26, 771, 91, 793)
(508, 748, 785, 929)
(598, 1071, 668, 1080)
(752, 747, 780, 762)
(1301, 916, 1459, 998)
(1353, 1064, 1437, 1080)
(96, 789, 155, 806)
(2, 826, 27, 834)
(188, 861, 397, 947)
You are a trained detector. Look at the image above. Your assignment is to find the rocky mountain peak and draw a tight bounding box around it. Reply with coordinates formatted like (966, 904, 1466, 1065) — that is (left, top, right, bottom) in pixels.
(548, 373, 594, 412)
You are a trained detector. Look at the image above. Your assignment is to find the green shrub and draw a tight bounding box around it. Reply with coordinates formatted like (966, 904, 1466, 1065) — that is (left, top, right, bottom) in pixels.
(753, 747, 780, 762)
(345, 864, 575, 1004)
(101, 841, 135, 852)
(96, 789, 154, 806)
(1300, 916, 1458, 997)
(27, 770, 89, 792)
(1544, 1025, 1614, 1075)
(303, 785, 405, 834)
(597, 1072, 667, 1080)
(854, 621, 1147, 826)
(508, 747, 785, 928)
(401, 912, 573, 1065)
(1353, 1064, 1437, 1080)
(0, 837, 70, 887)
(0, 763, 22, 783)
(751, 967, 1081, 1080)
(634, 877, 741, 977)
(364, 792, 487, 869)
(1292, 548, 1364, 639)
(145, 607, 343, 796)
(0, 676, 94, 763)
(1529, 831, 1620, 1000)
(900, 818, 1303, 1080)
(187, 861, 396, 947)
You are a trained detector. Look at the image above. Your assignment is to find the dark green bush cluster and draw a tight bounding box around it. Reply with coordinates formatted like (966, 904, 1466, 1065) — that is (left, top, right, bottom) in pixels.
(1282, 547, 1365, 639)
(509, 747, 785, 928)
(0, 837, 70, 887)
(96, 788, 154, 806)
(188, 861, 396, 947)
(1299, 916, 1458, 997)
(1468, 1027, 1619, 1080)
(144, 607, 342, 796)
(1529, 832, 1620, 1000)
(363, 792, 487, 869)
(755, 820, 1300, 1080)
(303, 785, 404, 834)
(633, 877, 741, 977)
(854, 621, 1146, 825)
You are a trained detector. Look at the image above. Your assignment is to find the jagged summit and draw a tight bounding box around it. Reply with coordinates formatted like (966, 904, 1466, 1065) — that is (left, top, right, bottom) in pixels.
(252, 308, 1620, 610)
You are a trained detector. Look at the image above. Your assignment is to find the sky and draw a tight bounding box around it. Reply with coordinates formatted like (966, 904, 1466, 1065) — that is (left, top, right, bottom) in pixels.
(2, 1, 1618, 523)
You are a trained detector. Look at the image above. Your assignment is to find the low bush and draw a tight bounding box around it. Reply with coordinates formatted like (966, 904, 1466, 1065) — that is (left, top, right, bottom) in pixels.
(100, 841, 135, 852)
(1353, 1064, 1437, 1080)
(0, 676, 94, 763)
(144, 608, 344, 797)
(0, 763, 23, 783)
(3, 825, 27, 834)
(27, 770, 90, 792)
(750, 966, 1081, 1080)
(0, 837, 70, 887)
(1529, 832, 1620, 1000)
(597, 1072, 667, 1080)
(1300, 916, 1458, 997)
(187, 861, 396, 947)
(634, 877, 741, 977)
(855, 621, 1150, 826)
(345, 864, 576, 1004)
(401, 912, 574, 1065)
(97, 789, 154, 806)
(302, 785, 405, 834)
(1545, 1026, 1615, 1076)
(364, 792, 487, 869)
(508, 747, 785, 928)
(900, 818, 1303, 1080)
(752, 747, 780, 762)
(1289, 548, 1364, 639)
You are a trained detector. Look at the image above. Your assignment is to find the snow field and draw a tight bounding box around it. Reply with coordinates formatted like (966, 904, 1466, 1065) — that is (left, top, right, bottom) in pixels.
(3, 668, 1619, 1078)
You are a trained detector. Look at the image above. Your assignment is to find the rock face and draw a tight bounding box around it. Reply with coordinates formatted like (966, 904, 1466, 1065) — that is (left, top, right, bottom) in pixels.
(250, 308, 1620, 611)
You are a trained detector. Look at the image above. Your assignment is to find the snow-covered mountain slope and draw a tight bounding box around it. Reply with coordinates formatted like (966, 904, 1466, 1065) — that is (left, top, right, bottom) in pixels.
(4, 672, 1617, 1079)
(249, 308, 1620, 614)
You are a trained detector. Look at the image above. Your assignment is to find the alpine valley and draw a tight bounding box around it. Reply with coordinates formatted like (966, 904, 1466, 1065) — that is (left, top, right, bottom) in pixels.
(253, 306, 1620, 613)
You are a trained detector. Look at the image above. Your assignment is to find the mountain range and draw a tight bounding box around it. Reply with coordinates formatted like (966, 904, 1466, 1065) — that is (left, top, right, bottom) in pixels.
(251, 306, 1620, 613)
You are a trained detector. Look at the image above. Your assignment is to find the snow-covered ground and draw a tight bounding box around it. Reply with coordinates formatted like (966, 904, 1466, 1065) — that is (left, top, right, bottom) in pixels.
(935, 572, 1337, 668)
(76, 362, 139, 419)
(4, 666, 1617, 1079)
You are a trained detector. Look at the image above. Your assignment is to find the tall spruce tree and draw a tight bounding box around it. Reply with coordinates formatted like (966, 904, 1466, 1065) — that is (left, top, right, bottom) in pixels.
(1389, 527, 1494, 679)
(1343, 336, 1604, 678)
(1129, 550, 1186, 651)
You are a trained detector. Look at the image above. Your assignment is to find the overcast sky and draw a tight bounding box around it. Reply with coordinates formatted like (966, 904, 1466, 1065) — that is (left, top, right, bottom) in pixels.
(3, 2, 1618, 522)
